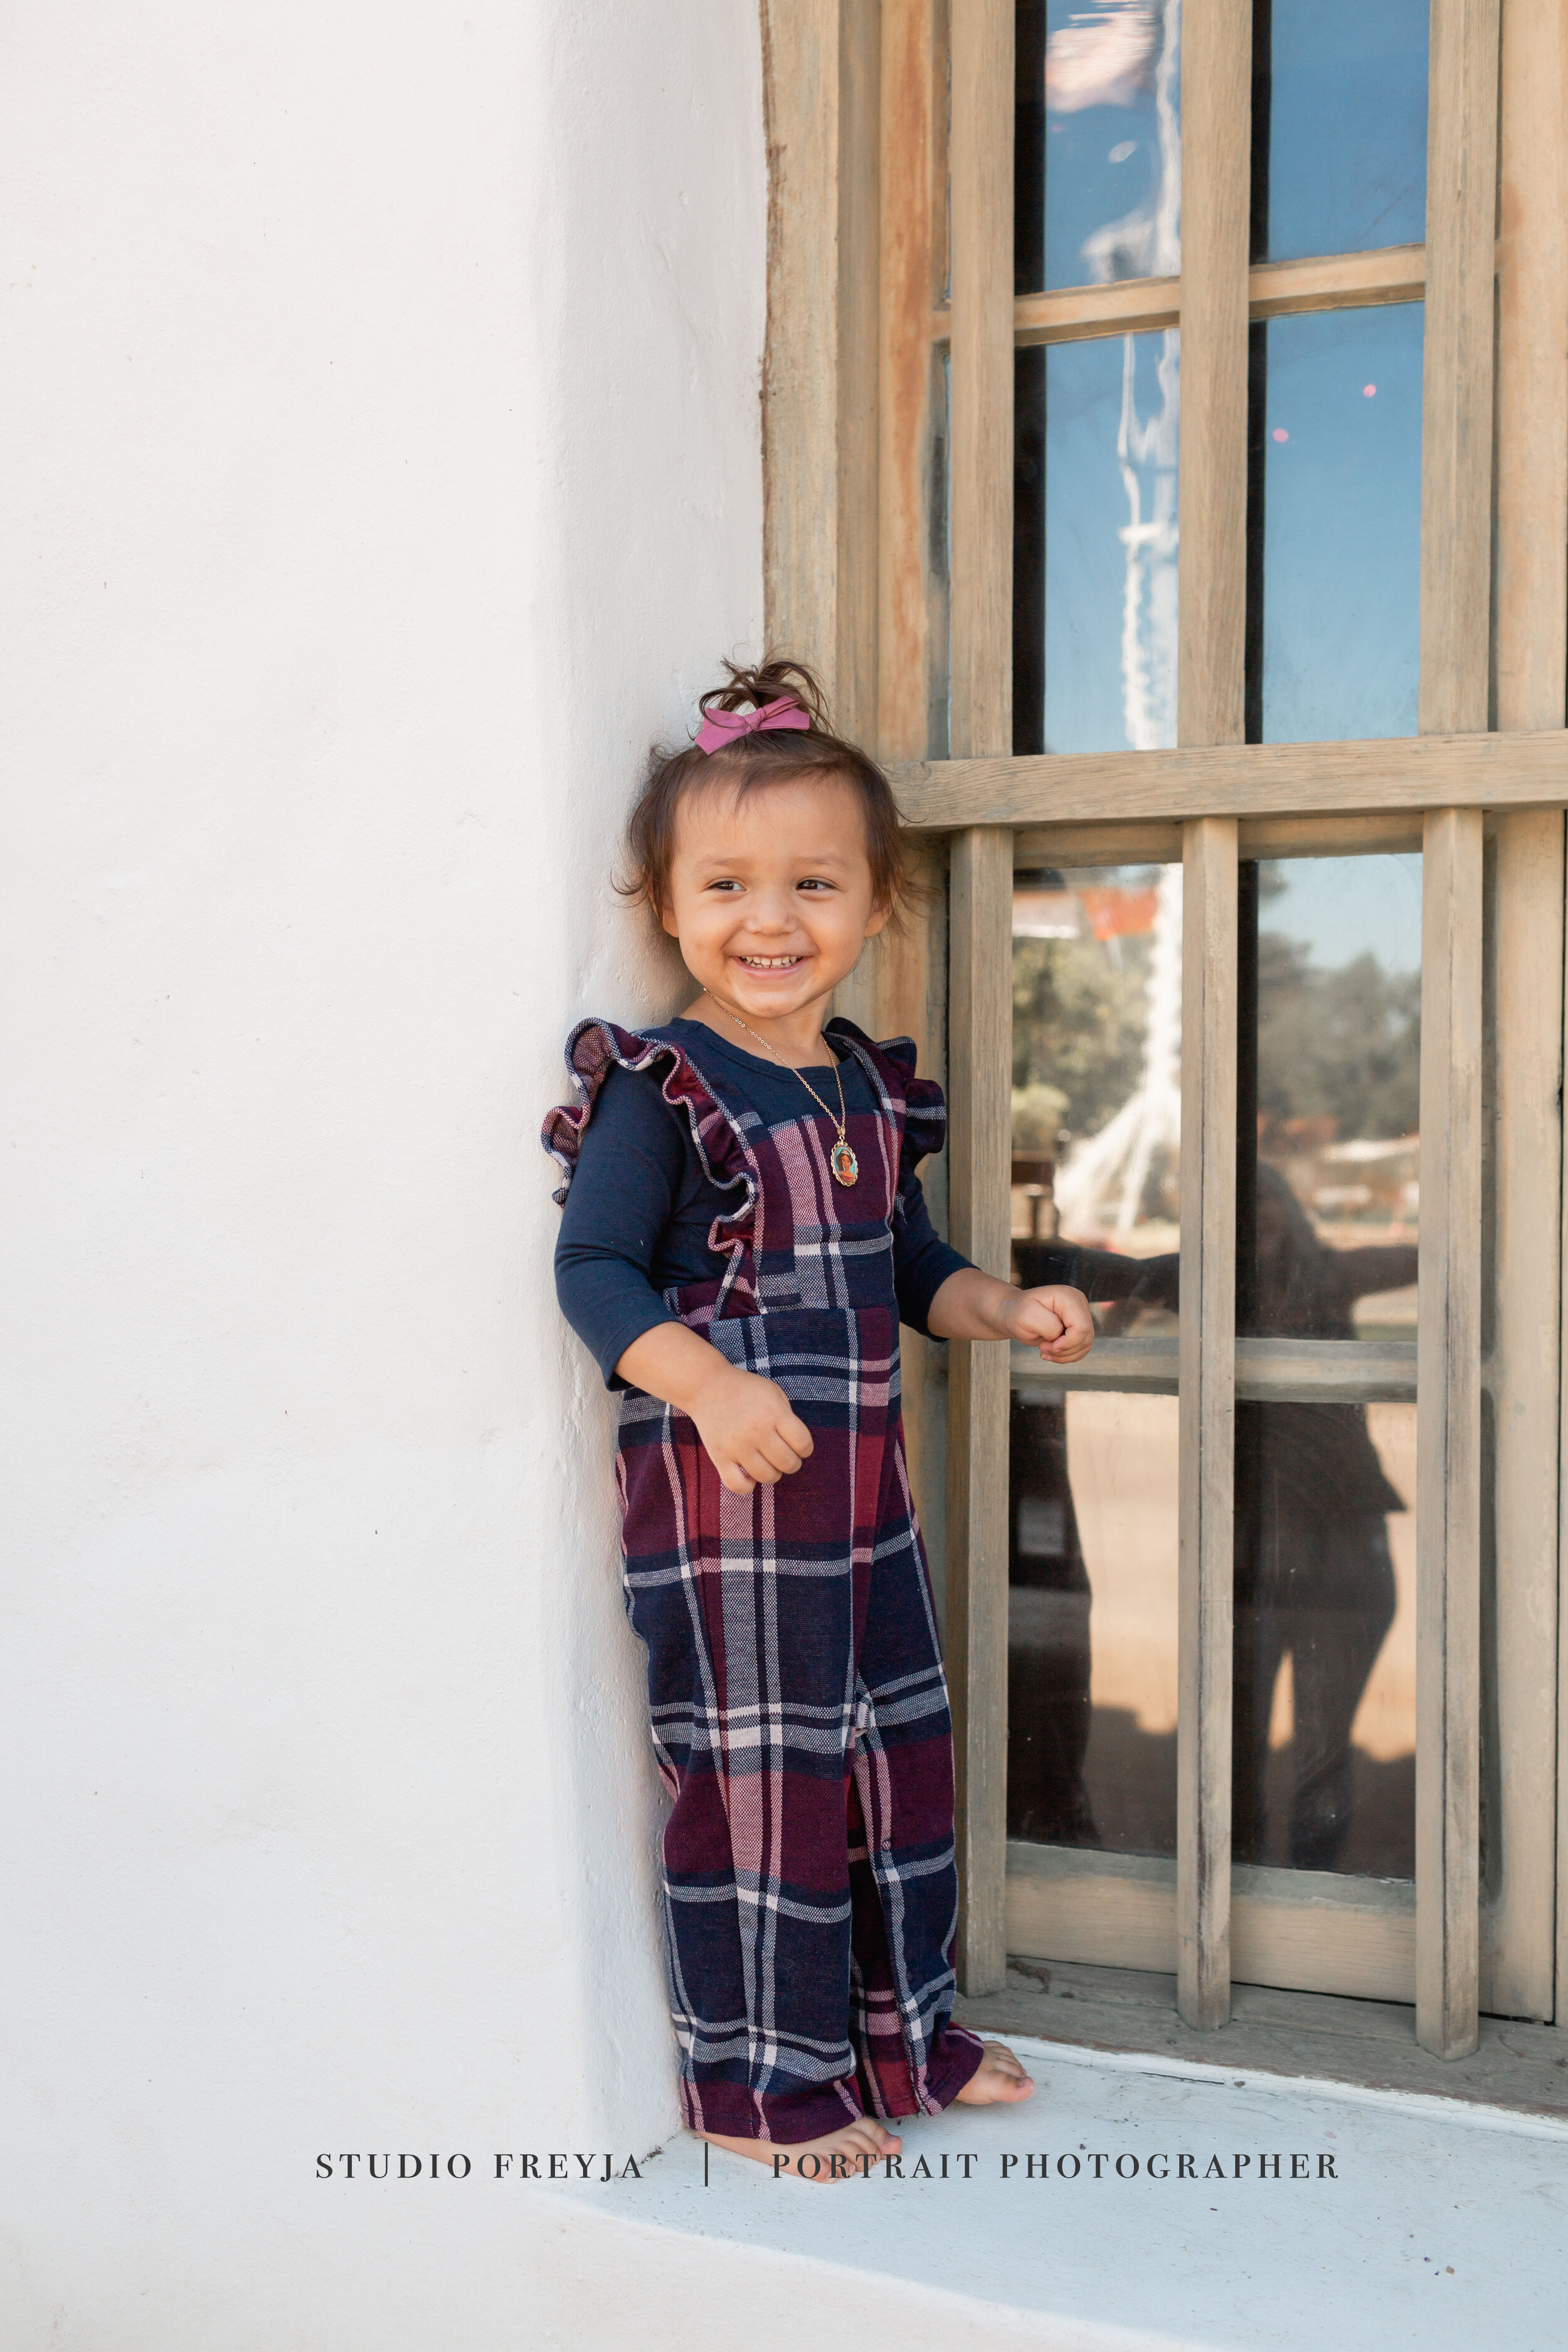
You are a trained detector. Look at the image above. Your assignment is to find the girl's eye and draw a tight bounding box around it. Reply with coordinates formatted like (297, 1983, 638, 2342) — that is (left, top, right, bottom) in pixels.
(797, 877, 837, 893)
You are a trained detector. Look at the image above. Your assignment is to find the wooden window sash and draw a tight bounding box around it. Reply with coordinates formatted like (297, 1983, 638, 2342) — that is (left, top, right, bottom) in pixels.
(918, 0, 1549, 2048)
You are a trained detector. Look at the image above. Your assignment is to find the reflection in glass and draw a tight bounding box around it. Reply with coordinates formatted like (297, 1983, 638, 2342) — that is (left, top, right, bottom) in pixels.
(1234, 1402, 1415, 1878)
(1012, 863, 1181, 1274)
(1014, 331, 1178, 755)
(1010, 866, 1183, 1857)
(1009, 1391, 1179, 1855)
(1249, 304, 1423, 744)
(1231, 852, 1419, 1880)
(1254, 0, 1428, 263)
(1242, 853, 1421, 1339)
(1016, 0, 1181, 294)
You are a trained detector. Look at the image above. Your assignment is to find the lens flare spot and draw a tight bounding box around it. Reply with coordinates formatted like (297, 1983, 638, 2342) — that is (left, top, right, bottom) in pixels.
(1363, 383, 1377, 397)
(1271, 427, 1289, 443)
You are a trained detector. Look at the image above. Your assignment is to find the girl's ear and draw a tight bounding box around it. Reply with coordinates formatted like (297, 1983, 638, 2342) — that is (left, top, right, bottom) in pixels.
(864, 899, 891, 939)
(659, 899, 681, 938)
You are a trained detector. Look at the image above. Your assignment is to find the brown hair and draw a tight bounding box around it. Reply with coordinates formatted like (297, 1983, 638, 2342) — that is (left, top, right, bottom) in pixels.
(619, 655, 917, 927)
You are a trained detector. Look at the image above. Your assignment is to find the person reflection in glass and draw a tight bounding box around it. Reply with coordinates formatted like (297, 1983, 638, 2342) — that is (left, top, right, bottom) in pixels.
(1009, 1165, 1416, 1870)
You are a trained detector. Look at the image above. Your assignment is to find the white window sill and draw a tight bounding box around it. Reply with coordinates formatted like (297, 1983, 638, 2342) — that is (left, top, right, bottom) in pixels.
(533, 2030, 1567, 2351)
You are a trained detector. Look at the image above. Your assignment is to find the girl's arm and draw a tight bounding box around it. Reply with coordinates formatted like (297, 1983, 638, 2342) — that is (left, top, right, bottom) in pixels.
(926, 1266, 1095, 1362)
(615, 1323, 814, 1498)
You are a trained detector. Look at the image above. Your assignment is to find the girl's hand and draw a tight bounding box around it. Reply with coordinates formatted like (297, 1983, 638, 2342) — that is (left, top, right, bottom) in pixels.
(689, 1362, 815, 1497)
(1007, 1284, 1094, 1364)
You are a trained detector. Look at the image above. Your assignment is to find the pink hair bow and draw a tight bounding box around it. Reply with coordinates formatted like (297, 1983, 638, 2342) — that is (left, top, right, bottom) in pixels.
(695, 694, 812, 755)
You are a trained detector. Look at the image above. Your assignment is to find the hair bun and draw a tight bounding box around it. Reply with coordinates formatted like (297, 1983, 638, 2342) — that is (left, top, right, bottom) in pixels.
(697, 655, 831, 731)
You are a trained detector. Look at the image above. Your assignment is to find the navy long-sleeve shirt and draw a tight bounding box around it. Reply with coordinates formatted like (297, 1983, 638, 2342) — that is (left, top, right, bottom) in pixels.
(554, 1017, 972, 1387)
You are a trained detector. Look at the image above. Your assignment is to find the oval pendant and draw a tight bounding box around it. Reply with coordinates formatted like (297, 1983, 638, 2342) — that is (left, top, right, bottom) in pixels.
(830, 1139, 859, 1187)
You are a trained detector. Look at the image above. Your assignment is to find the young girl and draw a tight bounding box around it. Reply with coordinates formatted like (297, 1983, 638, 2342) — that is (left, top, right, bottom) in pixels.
(543, 660, 1094, 2182)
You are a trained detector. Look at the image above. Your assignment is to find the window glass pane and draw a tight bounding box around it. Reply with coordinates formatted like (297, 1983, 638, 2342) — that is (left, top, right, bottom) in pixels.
(1241, 853, 1421, 1341)
(1234, 850, 1419, 1884)
(1014, 862, 1182, 1278)
(1256, 0, 1429, 263)
(1014, 331, 1179, 755)
(1010, 1391, 1179, 1855)
(1250, 304, 1422, 745)
(1010, 862, 1181, 1858)
(1016, 0, 1181, 295)
(1234, 1400, 1415, 1877)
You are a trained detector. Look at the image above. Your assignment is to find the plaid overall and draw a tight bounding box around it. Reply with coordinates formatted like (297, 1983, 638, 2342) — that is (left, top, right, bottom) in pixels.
(544, 1016, 983, 2143)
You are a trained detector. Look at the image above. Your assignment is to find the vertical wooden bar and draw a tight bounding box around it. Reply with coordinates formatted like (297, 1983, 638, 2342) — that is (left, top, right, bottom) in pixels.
(944, 0, 1014, 1994)
(1418, 809, 1485, 2058)
(1173, 0, 1249, 2031)
(1414, 0, 1499, 2057)
(946, 827, 1014, 1993)
(1493, 0, 1568, 2028)
(1494, 0, 1568, 736)
(1485, 811, 1563, 2023)
(948, 0, 1014, 758)
(1175, 0, 1253, 749)
(835, 0, 882, 745)
(1178, 817, 1239, 2031)
(877, 0, 940, 761)
(1419, 0, 1502, 739)
(761, 0, 844, 691)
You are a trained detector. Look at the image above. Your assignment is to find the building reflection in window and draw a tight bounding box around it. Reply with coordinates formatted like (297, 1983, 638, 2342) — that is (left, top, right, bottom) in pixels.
(1009, 854, 1420, 1877)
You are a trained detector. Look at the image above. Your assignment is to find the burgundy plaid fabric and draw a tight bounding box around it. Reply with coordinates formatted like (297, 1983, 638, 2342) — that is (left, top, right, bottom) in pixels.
(543, 1016, 983, 2143)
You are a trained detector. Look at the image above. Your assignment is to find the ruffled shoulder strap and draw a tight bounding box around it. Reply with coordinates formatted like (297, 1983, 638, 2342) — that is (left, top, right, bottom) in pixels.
(545, 1020, 771, 1336)
(541, 1017, 756, 1205)
(540, 1018, 760, 1305)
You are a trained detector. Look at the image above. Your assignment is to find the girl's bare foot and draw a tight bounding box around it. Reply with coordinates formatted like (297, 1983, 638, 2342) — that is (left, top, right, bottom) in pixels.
(953, 2038, 1036, 2106)
(697, 2115, 903, 2183)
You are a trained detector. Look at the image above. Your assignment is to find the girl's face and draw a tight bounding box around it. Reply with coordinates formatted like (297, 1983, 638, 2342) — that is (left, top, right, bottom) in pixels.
(661, 770, 889, 1020)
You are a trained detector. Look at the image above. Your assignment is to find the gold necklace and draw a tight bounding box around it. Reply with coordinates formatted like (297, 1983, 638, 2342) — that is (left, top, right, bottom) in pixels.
(705, 997, 859, 1186)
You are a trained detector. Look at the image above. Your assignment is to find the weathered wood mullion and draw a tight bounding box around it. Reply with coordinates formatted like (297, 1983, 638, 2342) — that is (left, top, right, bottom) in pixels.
(942, 0, 1014, 1998)
(1491, 0, 1568, 2026)
(876, 0, 940, 761)
(948, 0, 1013, 760)
(1178, 817, 1240, 2031)
(1414, 0, 1500, 2060)
(1417, 809, 1485, 2058)
(1175, 0, 1252, 753)
(946, 828, 1014, 1995)
(886, 729, 1568, 829)
(1173, 0, 1251, 2033)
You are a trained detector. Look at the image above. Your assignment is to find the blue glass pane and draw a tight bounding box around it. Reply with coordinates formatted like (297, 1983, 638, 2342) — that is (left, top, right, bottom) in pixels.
(1262, 0, 1428, 261)
(1017, 0, 1181, 295)
(1015, 330, 1179, 754)
(1259, 305, 1422, 744)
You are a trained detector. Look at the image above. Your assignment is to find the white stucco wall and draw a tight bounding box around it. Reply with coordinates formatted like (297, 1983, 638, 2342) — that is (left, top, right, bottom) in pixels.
(1, 3, 765, 2340)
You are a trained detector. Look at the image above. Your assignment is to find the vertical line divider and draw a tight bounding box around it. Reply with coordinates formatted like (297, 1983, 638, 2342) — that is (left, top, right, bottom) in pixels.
(946, 827, 1015, 1994)
(1174, 0, 1251, 2030)
(1494, 0, 1568, 2028)
(1178, 816, 1239, 2030)
(948, 0, 1014, 760)
(1413, 0, 1500, 2056)
(1417, 807, 1485, 2057)
(945, 0, 1014, 1996)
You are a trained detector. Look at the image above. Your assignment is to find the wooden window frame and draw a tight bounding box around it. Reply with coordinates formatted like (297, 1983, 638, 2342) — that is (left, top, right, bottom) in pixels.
(761, 0, 1568, 2059)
